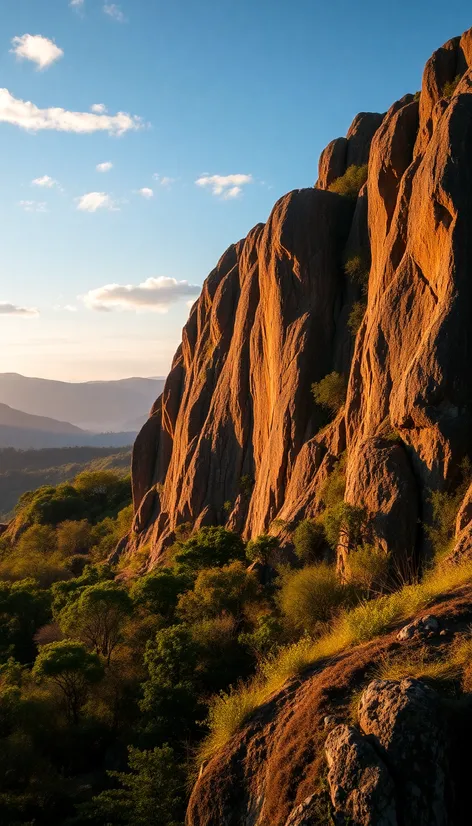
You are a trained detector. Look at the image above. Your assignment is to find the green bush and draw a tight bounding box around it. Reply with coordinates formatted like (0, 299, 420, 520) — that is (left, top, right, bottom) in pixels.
(172, 526, 246, 572)
(293, 519, 325, 563)
(347, 301, 367, 336)
(344, 254, 369, 289)
(328, 164, 368, 198)
(312, 372, 347, 416)
(346, 544, 390, 595)
(426, 459, 471, 558)
(177, 562, 259, 624)
(443, 74, 461, 99)
(321, 501, 367, 552)
(246, 534, 280, 565)
(279, 564, 348, 634)
(79, 744, 186, 826)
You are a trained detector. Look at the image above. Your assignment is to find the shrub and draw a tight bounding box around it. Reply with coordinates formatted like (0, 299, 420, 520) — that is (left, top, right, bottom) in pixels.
(328, 164, 368, 198)
(293, 519, 325, 563)
(321, 501, 367, 551)
(246, 534, 280, 565)
(426, 459, 471, 558)
(130, 569, 190, 618)
(177, 562, 259, 623)
(344, 254, 369, 289)
(312, 372, 347, 416)
(320, 456, 347, 509)
(347, 301, 367, 336)
(279, 564, 348, 633)
(443, 74, 461, 99)
(173, 526, 246, 572)
(346, 545, 390, 595)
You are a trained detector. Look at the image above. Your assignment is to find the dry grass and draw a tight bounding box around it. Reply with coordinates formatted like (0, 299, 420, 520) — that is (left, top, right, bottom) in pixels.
(199, 559, 472, 762)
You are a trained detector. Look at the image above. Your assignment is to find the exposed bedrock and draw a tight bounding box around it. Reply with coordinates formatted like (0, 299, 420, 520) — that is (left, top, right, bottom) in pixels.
(128, 27, 472, 572)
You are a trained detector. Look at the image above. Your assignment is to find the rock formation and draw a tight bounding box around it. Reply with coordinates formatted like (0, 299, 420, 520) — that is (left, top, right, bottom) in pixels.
(128, 27, 472, 579)
(186, 589, 472, 826)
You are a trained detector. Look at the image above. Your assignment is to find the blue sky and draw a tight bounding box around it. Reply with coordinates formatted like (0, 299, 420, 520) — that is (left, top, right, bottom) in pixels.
(0, 0, 471, 381)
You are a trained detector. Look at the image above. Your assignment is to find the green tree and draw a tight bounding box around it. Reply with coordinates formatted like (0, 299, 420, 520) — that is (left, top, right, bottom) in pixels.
(33, 640, 103, 724)
(58, 582, 132, 664)
(140, 625, 203, 742)
(0, 579, 51, 663)
(56, 519, 92, 557)
(177, 562, 259, 624)
(312, 372, 347, 416)
(173, 526, 246, 572)
(246, 534, 280, 565)
(293, 519, 325, 563)
(130, 569, 190, 619)
(79, 744, 185, 826)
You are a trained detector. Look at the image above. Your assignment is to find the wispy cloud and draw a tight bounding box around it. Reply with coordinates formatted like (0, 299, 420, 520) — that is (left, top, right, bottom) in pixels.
(103, 3, 126, 22)
(83, 277, 201, 312)
(0, 301, 39, 317)
(32, 175, 59, 188)
(19, 200, 48, 213)
(91, 103, 107, 114)
(11, 34, 63, 71)
(153, 174, 175, 188)
(138, 187, 153, 199)
(53, 304, 78, 312)
(76, 192, 120, 212)
(70, 0, 85, 7)
(195, 173, 253, 199)
(96, 161, 113, 172)
(0, 89, 142, 135)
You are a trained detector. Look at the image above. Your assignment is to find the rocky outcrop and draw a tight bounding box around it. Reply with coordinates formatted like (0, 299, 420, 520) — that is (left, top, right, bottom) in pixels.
(186, 589, 472, 826)
(326, 679, 446, 826)
(128, 26, 472, 573)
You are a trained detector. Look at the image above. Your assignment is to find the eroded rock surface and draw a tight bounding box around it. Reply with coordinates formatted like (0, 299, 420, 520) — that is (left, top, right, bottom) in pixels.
(128, 26, 472, 576)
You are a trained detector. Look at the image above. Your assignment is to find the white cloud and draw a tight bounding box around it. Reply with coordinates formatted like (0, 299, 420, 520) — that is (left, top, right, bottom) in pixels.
(32, 175, 58, 188)
(138, 187, 153, 199)
(0, 89, 142, 135)
(76, 192, 119, 212)
(83, 276, 201, 312)
(195, 173, 253, 199)
(91, 103, 107, 114)
(103, 3, 126, 22)
(153, 174, 175, 188)
(54, 304, 77, 312)
(11, 34, 63, 71)
(70, 0, 84, 7)
(96, 161, 113, 172)
(0, 302, 39, 317)
(19, 200, 48, 213)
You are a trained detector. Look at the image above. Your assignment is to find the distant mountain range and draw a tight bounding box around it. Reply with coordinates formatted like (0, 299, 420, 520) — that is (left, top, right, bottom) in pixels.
(0, 373, 165, 433)
(0, 402, 137, 450)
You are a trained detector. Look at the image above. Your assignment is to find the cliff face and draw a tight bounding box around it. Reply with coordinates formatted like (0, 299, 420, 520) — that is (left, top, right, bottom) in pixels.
(129, 28, 472, 571)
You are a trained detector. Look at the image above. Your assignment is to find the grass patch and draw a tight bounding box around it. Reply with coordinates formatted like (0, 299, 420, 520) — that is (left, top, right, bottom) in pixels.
(374, 637, 472, 685)
(199, 559, 472, 761)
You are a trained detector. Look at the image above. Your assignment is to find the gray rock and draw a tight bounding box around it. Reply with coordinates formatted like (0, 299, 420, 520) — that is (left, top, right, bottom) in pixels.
(396, 614, 440, 641)
(358, 679, 447, 826)
(325, 724, 397, 825)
